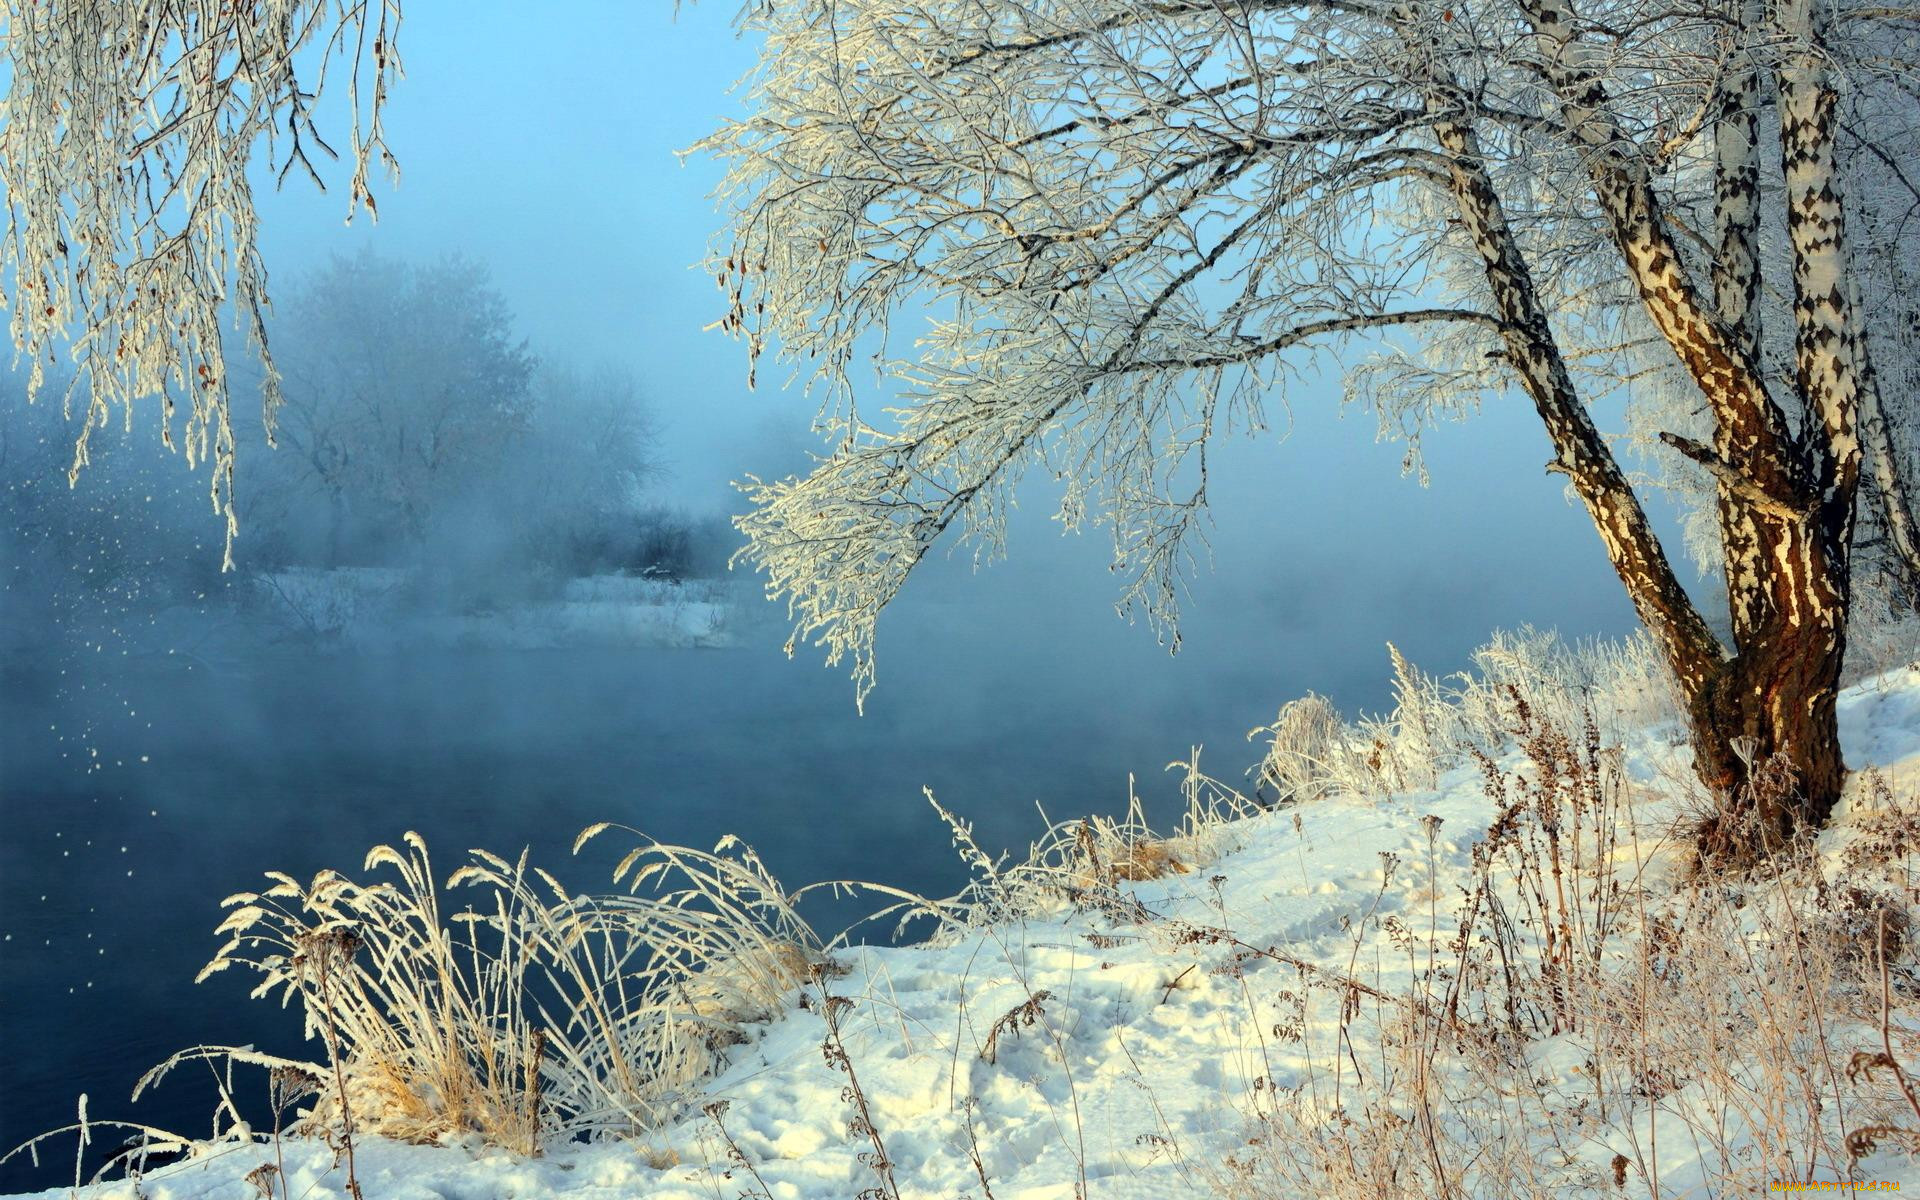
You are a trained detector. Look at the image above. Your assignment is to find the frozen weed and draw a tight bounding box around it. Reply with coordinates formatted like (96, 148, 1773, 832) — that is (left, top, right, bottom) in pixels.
(178, 828, 819, 1154)
(1219, 703, 1920, 1200)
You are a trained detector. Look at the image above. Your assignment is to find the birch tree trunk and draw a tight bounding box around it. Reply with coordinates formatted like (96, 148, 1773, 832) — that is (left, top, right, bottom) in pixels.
(1859, 372, 1920, 608)
(1503, 0, 1862, 856)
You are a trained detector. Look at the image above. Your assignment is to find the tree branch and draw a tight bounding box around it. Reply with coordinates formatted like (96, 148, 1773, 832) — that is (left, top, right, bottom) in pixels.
(1658, 431, 1803, 521)
(1124, 308, 1499, 372)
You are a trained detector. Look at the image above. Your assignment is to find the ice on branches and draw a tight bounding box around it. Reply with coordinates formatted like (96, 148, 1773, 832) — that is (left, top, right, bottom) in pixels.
(0, 0, 401, 565)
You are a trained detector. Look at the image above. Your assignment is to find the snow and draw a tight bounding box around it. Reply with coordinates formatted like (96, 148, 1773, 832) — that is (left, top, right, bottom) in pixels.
(11, 665, 1920, 1199)
(253, 568, 736, 650)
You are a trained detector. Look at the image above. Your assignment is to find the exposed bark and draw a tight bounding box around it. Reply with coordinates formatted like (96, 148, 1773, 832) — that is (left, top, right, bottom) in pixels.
(1778, 0, 1865, 513)
(1707, 0, 1781, 654)
(1386, 0, 1864, 857)
(1431, 117, 1726, 699)
(1712, 0, 1766, 368)
(1511, 0, 1863, 850)
(1428, 116, 1787, 847)
(1522, 0, 1804, 503)
(1728, 0, 1865, 834)
(1859, 368, 1920, 607)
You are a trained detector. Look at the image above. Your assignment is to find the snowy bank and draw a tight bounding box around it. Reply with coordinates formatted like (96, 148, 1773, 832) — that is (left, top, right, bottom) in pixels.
(10, 655, 1920, 1199)
(254, 568, 736, 650)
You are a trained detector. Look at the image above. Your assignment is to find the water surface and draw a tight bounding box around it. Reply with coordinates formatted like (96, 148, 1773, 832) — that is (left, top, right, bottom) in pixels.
(0, 632, 1300, 1190)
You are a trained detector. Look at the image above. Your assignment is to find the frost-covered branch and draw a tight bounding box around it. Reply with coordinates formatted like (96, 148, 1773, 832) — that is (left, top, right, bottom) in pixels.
(0, 0, 402, 565)
(709, 0, 1554, 699)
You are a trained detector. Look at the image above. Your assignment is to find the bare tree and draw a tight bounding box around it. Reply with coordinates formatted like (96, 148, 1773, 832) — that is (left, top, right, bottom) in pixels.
(257, 252, 536, 560)
(0, 0, 400, 566)
(704, 0, 1920, 859)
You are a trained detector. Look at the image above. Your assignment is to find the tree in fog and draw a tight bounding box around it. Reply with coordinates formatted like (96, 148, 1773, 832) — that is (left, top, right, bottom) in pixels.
(700, 0, 1920, 859)
(516, 362, 661, 564)
(249, 253, 669, 583)
(0, 2, 677, 583)
(254, 253, 536, 563)
(452, 358, 676, 584)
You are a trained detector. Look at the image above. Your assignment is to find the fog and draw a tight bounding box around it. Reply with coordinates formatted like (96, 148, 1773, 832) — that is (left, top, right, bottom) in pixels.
(0, 2, 1680, 1187)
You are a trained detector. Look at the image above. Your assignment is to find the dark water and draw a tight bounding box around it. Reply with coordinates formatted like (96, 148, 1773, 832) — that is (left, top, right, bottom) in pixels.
(0, 633, 1301, 1191)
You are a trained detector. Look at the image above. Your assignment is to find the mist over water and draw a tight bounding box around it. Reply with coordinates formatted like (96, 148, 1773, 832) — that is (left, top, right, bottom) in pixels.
(0, 6, 1672, 1188)
(0, 384, 1646, 1190)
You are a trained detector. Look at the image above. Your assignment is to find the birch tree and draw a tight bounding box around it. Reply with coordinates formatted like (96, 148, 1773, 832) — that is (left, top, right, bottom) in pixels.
(1850, 223, 1920, 616)
(1618, 8, 1920, 615)
(705, 0, 1920, 859)
(1836, 66, 1920, 608)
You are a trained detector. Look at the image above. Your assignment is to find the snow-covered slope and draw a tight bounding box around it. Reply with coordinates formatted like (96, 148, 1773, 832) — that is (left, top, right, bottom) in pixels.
(12, 666, 1920, 1199)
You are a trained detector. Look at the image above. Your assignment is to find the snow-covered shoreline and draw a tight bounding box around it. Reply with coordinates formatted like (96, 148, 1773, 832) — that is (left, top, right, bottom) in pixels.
(10, 665, 1920, 1199)
(252, 568, 739, 651)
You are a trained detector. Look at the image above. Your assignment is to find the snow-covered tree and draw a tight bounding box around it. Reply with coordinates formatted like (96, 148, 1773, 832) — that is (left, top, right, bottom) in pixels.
(247, 253, 661, 578)
(703, 0, 1919, 858)
(5, 0, 1911, 860)
(1846, 125, 1920, 610)
(0, 0, 400, 566)
(256, 252, 536, 560)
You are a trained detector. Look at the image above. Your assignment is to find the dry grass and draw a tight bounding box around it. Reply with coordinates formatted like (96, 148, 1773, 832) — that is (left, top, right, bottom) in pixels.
(158, 828, 820, 1154)
(898, 752, 1264, 936)
(1216, 698, 1920, 1199)
(1249, 627, 1680, 807)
